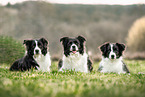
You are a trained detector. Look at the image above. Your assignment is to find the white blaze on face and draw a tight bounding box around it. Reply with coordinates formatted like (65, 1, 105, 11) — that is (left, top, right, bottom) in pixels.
(70, 43, 78, 54)
(34, 40, 41, 55)
(109, 44, 116, 59)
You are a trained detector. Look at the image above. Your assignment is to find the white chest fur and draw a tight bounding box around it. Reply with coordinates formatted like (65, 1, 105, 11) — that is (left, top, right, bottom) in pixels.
(34, 53, 51, 72)
(99, 57, 124, 73)
(59, 53, 88, 73)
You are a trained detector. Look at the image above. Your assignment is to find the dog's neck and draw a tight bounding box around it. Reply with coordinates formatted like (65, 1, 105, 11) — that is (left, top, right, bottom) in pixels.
(102, 56, 123, 64)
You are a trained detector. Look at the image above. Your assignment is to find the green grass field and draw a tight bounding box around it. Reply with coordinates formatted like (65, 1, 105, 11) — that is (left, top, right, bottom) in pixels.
(0, 60, 145, 97)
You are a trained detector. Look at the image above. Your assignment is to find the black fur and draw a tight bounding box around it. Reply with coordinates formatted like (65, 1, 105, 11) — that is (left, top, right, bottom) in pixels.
(122, 61, 130, 73)
(60, 37, 70, 57)
(100, 42, 110, 58)
(58, 59, 63, 70)
(10, 38, 48, 71)
(23, 40, 36, 56)
(115, 43, 125, 58)
(10, 55, 39, 71)
(77, 36, 86, 54)
(87, 57, 93, 72)
(39, 38, 48, 55)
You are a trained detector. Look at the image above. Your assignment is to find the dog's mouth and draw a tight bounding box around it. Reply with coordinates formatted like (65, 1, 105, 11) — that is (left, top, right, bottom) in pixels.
(110, 58, 115, 61)
(34, 54, 39, 57)
(70, 50, 79, 54)
(34, 52, 41, 56)
(34, 53, 40, 57)
(34, 54, 42, 59)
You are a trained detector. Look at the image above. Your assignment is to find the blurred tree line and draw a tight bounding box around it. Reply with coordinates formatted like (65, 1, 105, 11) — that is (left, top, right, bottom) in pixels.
(127, 16, 145, 52)
(0, 1, 145, 57)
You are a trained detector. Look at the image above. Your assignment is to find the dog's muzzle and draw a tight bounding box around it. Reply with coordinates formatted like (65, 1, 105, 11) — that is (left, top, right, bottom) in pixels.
(70, 44, 79, 54)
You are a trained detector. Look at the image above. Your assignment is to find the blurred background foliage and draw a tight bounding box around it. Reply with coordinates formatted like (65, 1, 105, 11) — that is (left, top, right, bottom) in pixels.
(127, 16, 145, 52)
(0, 36, 25, 64)
(0, 1, 145, 63)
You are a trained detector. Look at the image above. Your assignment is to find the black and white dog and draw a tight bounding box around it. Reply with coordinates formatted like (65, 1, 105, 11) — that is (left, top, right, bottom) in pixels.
(10, 38, 51, 72)
(58, 36, 93, 73)
(98, 42, 130, 74)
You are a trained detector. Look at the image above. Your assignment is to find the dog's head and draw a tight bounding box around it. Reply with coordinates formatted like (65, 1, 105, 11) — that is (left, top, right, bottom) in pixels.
(60, 36, 86, 57)
(99, 42, 125, 59)
(23, 38, 48, 57)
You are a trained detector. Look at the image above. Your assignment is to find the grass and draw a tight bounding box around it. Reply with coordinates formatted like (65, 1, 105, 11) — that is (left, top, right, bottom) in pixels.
(0, 60, 145, 97)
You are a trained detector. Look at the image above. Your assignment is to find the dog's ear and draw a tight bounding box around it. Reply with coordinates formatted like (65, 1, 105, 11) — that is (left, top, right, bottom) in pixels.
(23, 40, 31, 45)
(23, 40, 27, 45)
(23, 40, 33, 49)
(77, 35, 86, 43)
(40, 38, 48, 44)
(40, 38, 48, 48)
(116, 43, 125, 52)
(99, 42, 110, 53)
(60, 37, 69, 44)
(39, 38, 48, 47)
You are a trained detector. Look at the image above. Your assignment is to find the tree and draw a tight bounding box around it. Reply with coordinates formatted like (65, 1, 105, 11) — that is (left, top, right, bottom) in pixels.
(6, 2, 11, 8)
(127, 16, 145, 52)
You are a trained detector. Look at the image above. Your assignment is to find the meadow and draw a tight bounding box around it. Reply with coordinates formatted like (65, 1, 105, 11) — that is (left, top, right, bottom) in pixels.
(0, 1, 145, 97)
(0, 60, 145, 97)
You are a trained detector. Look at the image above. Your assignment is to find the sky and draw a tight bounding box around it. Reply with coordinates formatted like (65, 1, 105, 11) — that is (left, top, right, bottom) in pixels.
(0, 0, 145, 5)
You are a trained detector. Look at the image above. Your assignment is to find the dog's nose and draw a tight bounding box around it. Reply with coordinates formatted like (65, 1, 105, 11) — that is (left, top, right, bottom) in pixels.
(72, 46, 76, 51)
(111, 55, 115, 59)
(72, 46, 75, 49)
(35, 50, 39, 54)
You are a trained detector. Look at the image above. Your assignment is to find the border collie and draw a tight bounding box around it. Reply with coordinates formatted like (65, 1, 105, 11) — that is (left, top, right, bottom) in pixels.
(58, 36, 93, 73)
(98, 42, 130, 74)
(10, 38, 51, 72)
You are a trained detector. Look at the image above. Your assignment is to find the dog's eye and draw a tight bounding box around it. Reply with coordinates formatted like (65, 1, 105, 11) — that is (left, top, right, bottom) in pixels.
(114, 48, 117, 51)
(32, 45, 35, 48)
(69, 42, 73, 45)
(39, 45, 42, 48)
(38, 42, 43, 48)
(74, 41, 78, 45)
(108, 48, 111, 51)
